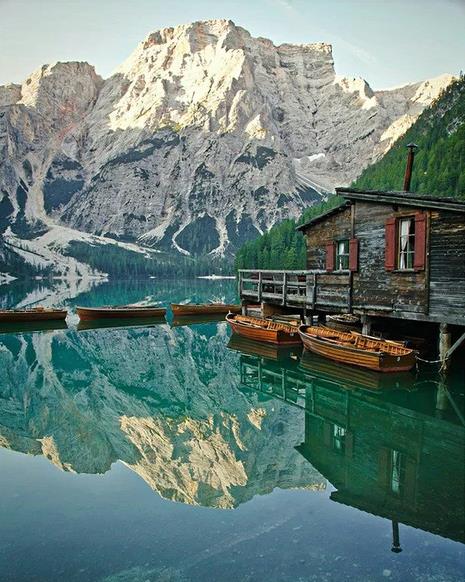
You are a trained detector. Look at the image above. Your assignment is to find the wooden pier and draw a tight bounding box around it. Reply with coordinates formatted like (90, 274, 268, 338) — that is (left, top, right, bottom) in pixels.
(239, 269, 353, 313)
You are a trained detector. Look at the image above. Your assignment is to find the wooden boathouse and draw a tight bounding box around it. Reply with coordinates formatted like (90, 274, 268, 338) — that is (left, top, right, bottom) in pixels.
(238, 188, 465, 365)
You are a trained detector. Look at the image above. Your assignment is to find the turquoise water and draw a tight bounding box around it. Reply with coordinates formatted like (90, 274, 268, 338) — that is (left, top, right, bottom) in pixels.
(0, 279, 464, 582)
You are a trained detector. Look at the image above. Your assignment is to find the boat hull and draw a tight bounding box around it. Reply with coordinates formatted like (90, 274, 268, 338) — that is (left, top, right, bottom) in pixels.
(76, 306, 166, 320)
(226, 314, 302, 346)
(299, 327, 416, 373)
(299, 351, 414, 390)
(0, 309, 67, 323)
(171, 303, 241, 316)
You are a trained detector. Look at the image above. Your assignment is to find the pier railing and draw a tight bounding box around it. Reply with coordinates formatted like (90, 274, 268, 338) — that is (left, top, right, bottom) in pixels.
(238, 269, 352, 311)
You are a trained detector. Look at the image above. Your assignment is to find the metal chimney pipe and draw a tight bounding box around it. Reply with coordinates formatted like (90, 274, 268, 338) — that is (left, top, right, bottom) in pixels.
(403, 143, 418, 191)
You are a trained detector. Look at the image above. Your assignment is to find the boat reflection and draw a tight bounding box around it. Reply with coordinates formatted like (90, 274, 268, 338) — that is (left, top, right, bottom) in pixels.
(234, 347, 465, 546)
(76, 316, 166, 331)
(171, 314, 226, 327)
(0, 319, 68, 334)
(228, 333, 302, 361)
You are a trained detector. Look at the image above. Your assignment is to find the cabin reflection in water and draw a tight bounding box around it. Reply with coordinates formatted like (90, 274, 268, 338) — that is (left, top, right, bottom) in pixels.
(238, 352, 465, 546)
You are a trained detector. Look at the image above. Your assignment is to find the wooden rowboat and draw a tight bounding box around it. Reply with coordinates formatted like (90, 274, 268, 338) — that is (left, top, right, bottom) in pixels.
(326, 313, 361, 333)
(226, 313, 302, 346)
(298, 325, 416, 373)
(0, 307, 67, 323)
(299, 350, 414, 391)
(171, 303, 241, 316)
(76, 306, 166, 321)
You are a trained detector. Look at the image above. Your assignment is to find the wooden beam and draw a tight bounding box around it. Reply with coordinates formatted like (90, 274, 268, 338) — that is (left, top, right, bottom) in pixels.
(282, 272, 288, 306)
(445, 331, 465, 360)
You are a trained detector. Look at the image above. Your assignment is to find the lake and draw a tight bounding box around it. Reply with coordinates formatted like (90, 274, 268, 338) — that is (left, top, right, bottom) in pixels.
(0, 278, 464, 582)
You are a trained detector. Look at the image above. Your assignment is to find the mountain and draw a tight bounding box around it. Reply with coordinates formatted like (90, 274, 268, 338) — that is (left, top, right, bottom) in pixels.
(0, 19, 454, 277)
(235, 78, 465, 272)
(352, 75, 465, 197)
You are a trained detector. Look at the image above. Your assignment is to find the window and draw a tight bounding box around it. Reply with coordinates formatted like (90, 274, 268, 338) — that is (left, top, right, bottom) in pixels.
(336, 239, 349, 270)
(333, 424, 346, 451)
(326, 239, 359, 272)
(385, 212, 426, 272)
(398, 217, 415, 270)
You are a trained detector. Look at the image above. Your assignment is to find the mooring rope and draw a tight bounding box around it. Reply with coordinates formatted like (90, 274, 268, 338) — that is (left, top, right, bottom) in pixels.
(415, 354, 448, 373)
(415, 355, 443, 364)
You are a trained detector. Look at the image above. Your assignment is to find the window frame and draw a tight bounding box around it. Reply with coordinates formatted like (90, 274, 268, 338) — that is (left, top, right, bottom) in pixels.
(332, 424, 346, 453)
(396, 216, 416, 271)
(335, 238, 350, 271)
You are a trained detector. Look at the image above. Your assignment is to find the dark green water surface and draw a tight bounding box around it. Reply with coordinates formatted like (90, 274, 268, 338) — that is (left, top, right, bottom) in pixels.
(0, 278, 464, 582)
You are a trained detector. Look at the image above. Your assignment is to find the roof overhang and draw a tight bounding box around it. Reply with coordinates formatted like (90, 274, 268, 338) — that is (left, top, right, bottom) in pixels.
(296, 202, 351, 232)
(337, 188, 465, 213)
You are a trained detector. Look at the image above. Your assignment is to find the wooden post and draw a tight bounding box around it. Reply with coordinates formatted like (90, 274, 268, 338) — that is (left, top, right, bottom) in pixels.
(439, 322, 451, 373)
(361, 314, 372, 336)
(282, 272, 288, 306)
(435, 377, 448, 417)
(391, 521, 402, 553)
(238, 271, 242, 299)
(311, 273, 317, 308)
(347, 272, 353, 312)
(258, 271, 263, 303)
(306, 274, 312, 307)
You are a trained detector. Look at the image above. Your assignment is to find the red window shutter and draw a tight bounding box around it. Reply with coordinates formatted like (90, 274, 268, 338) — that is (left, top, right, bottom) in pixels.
(385, 218, 396, 271)
(349, 238, 359, 272)
(414, 212, 427, 271)
(325, 242, 335, 271)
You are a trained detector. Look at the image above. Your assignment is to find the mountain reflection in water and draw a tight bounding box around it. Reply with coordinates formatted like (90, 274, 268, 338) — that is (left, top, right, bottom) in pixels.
(0, 322, 325, 509)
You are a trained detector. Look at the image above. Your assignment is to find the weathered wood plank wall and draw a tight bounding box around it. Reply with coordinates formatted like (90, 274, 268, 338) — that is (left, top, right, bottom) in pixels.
(429, 211, 465, 317)
(301, 200, 464, 325)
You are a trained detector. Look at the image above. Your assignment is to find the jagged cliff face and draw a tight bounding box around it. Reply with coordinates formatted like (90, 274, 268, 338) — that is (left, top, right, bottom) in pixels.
(0, 19, 453, 261)
(0, 323, 324, 508)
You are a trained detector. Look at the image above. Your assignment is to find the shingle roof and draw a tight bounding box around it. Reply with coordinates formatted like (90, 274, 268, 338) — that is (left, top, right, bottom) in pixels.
(296, 189, 465, 232)
(337, 188, 465, 213)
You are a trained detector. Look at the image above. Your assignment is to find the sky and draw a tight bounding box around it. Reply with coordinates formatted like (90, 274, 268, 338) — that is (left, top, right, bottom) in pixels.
(0, 0, 464, 89)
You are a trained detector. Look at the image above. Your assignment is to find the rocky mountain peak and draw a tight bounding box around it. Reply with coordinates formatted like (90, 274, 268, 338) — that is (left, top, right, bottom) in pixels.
(17, 62, 103, 131)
